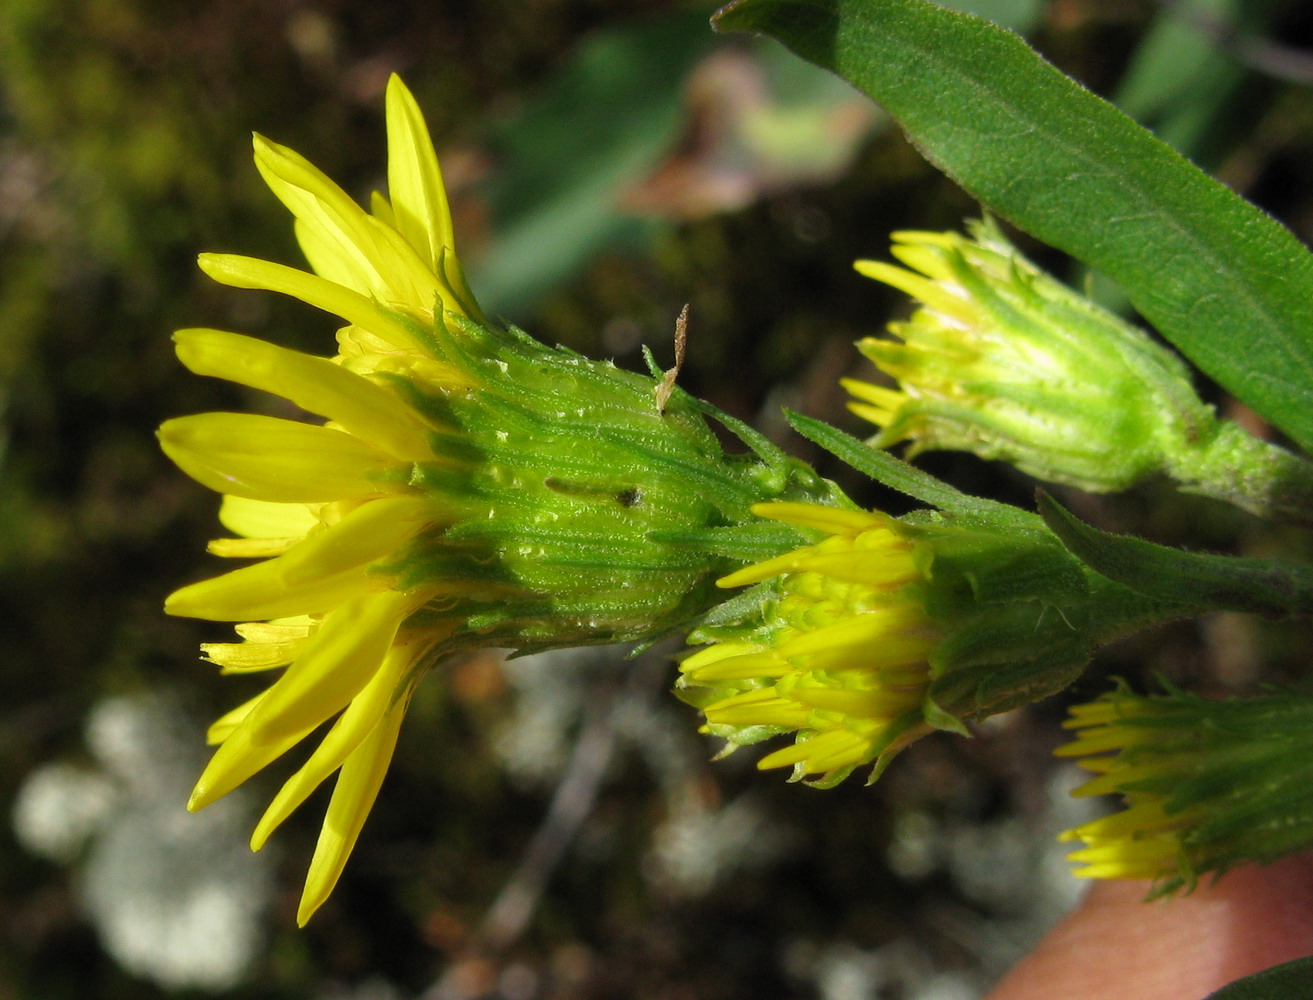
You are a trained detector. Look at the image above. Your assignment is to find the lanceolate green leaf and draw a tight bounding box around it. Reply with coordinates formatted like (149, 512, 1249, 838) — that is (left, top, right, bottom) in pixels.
(713, 0, 1313, 452)
(786, 411, 996, 517)
(1037, 492, 1313, 618)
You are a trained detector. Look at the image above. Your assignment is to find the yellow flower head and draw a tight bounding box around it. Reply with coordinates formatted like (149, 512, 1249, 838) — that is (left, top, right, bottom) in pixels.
(162, 77, 825, 923)
(678, 502, 942, 786)
(677, 492, 1180, 790)
(1056, 685, 1313, 894)
(843, 221, 1212, 494)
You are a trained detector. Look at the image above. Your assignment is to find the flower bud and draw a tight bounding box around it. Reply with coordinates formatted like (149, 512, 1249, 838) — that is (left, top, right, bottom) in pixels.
(845, 222, 1313, 520)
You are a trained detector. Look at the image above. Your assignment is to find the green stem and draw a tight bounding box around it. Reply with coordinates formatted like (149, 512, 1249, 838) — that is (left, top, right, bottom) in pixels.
(1168, 420, 1313, 524)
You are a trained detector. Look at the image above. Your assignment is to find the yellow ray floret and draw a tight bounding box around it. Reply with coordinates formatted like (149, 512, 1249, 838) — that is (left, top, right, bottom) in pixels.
(383, 77, 455, 272)
(158, 412, 407, 504)
(174, 328, 440, 462)
(198, 253, 423, 352)
(163, 75, 477, 925)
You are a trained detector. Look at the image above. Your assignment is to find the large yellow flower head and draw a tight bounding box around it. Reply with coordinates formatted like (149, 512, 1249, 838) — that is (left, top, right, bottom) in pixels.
(162, 76, 473, 926)
(162, 76, 832, 924)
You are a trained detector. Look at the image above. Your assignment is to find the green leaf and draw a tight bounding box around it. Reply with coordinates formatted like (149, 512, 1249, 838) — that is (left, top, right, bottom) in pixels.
(1036, 491, 1313, 617)
(785, 412, 1046, 535)
(785, 411, 984, 515)
(712, 0, 1313, 452)
(1204, 958, 1313, 1000)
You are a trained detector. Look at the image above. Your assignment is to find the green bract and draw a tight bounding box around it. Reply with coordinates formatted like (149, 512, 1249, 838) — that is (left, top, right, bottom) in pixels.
(384, 311, 840, 654)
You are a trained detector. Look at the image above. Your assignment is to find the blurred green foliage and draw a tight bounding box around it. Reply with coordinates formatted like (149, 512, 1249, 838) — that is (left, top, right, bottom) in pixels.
(2, 1, 1313, 998)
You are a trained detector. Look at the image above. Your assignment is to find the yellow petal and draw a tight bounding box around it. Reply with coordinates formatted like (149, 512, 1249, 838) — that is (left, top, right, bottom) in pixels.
(191, 707, 317, 810)
(207, 536, 300, 558)
(201, 637, 303, 672)
(174, 328, 435, 461)
(384, 74, 454, 274)
(159, 412, 404, 503)
(296, 683, 412, 925)
(704, 692, 812, 729)
(253, 133, 389, 293)
(793, 629, 935, 675)
(165, 560, 378, 622)
(750, 502, 886, 537)
(205, 691, 267, 745)
(294, 217, 362, 292)
(847, 401, 898, 428)
(274, 495, 435, 586)
(853, 259, 974, 322)
(1066, 835, 1179, 877)
(198, 253, 417, 350)
(757, 729, 871, 772)
(1053, 724, 1153, 758)
(253, 133, 444, 312)
(890, 229, 959, 250)
(366, 217, 451, 314)
(250, 639, 423, 850)
(338, 348, 469, 391)
(218, 496, 319, 539)
(781, 683, 918, 718)
(1063, 802, 1176, 842)
(683, 652, 792, 681)
(801, 731, 879, 773)
(244, 589, 418, 746)
(165, 495, 433, 621)
(889, 242, 953, 281)
(1067, 763, 1162, 798)
(715, 548, 812, 588)
(369, 190, 396, 227)
(840, 376, 907, 412)
(788, 550, 918, 588)
(1062, 700, 1149, 728)
(680, 641, 772, 674)
(776, 606, 927, 659)
(235, 618, 316, 642)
